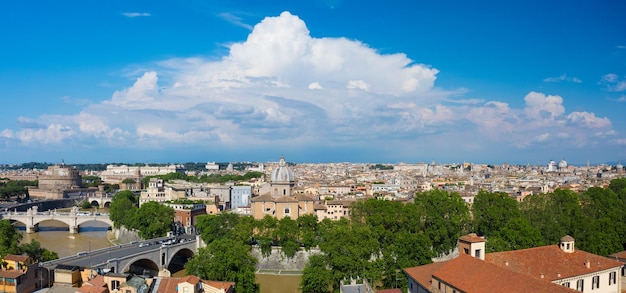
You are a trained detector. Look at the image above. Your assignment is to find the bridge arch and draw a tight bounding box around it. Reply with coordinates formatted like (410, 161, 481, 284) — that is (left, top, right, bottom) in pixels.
(167, 247, 195, 273)
(33, 219, 72, 231)
(8, 219, 28, 228)
(123, 258, 159, 277)
(90, 200, 100, 207)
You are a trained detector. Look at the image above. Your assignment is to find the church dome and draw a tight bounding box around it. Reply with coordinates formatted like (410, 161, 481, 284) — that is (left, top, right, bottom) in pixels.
(558, 159, 568, 169)
(271, 155, 295, 183)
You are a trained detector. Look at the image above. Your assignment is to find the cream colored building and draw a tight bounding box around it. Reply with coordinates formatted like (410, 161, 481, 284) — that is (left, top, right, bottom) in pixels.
(139, 178, 186, 206)
(251, 156, 315, 220)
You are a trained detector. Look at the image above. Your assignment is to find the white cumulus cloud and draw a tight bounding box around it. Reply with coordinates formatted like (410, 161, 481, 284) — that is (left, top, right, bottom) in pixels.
(0, 11, 618, 160)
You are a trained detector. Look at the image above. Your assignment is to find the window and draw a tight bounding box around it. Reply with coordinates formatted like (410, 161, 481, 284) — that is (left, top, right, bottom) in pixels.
(464, 248, 469, 255)
(577, 279, 584, 291)
(609, 271, 616, 285)
(474, 249, 481, 259)
(562, 282, 570, 287)
(592, 276, 599, 289)
(284, 208, 290, 214)
(622, 266, 626, 277)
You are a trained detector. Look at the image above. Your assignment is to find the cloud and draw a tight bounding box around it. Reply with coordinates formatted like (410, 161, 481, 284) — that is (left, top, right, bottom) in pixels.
(0, 11, 617, 160)
(122, 12, 151, 18)
(219, 12, 253, 30)
(600, 74, 626, 92)
(346, 80, 370, 91)
(308, 82, 323, 90)
(567, 112, 611, 129)
(543, 74, 582, 83)
(523, 91, 565, 121)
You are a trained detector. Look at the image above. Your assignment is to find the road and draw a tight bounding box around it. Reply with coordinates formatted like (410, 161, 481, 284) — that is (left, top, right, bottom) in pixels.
(42, 235, 196, 269)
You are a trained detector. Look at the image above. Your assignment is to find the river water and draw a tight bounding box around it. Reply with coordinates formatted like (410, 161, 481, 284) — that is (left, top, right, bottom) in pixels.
(18, 214, 301, 292)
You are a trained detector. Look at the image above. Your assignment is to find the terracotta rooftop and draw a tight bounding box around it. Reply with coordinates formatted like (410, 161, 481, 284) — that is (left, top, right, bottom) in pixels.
(250, 193, 274, 202)
(76, 275, 108, 293)
(609, 250, 626, 260)
(404, 260, 449, 289)
(485, 245, 624, 281)
(313, 204, 327, 210)
(274, 195, 299, 203)
(0, 270, 26, 278)
(204, 280, 235, 291)
(3, 254, 30, 262)
(154, 276, 234, 293)
(294, 193, 316, 201)
(458, 233, 485, 243)
(432, 254, 577, 293)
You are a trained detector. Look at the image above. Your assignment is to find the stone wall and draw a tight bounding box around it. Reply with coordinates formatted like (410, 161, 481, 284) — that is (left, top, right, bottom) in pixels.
(251, 246, 322, 271)
(113, 226, 144, 244)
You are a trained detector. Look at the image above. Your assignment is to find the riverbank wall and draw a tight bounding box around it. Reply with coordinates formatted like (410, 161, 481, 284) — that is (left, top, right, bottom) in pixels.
(252, 246, 321, 271)
(113, 226, 144, 244)
(3, 199, 78, 212)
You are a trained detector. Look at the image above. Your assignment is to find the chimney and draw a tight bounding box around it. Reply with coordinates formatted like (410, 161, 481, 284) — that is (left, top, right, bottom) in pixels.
(504, 261, 509, 267)
(540, 273, 544, 279)
(585, 260, 590, 268)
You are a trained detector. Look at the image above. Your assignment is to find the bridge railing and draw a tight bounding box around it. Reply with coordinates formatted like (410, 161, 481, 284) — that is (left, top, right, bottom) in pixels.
(40, 236, 191, 268)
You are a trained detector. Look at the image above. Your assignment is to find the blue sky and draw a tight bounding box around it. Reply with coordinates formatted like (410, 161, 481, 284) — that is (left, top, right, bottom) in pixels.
(1, 0, 625, 165)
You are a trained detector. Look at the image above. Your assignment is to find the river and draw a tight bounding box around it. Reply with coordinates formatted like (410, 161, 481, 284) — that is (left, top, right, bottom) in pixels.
(18, 215, 301, 292)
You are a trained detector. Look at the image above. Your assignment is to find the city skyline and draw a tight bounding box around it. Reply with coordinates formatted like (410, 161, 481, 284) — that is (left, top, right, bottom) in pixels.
(1, 1, 625, 165)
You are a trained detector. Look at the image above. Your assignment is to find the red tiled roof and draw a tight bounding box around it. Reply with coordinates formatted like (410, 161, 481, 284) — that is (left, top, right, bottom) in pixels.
(204, 280, 235, 291)
(294, 194, 316, 201)
(76, 284, 108, 293)
(0, 270, 25, 278)
(459, 233, 485, 243)
(404, 260, 449, 289)
(609, 250, 626, 260)
(179, 275, 201, 285)
(250, 193, 274, 202)
(155, 277, 178, 293)
(486, 245, 624, 280)
(432, 254, 577, 293)
(313, 204, 327, 210)
(155, 276, 235, 293)
(83, 275, 107, 288)
(3, 254, 30, 262)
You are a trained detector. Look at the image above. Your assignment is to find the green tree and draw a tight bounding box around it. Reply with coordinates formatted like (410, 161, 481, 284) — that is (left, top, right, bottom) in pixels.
(520, 189, 583, 244)
(185, 238, 258, 293)
(18, 239, 59, 262)
(414, 189, 470, 255)
(318, 223, 379, 291)
(109, 190, 138, 228)
(131, 201, 175, 239)
(0, 220, 21, 257)
(81, 201, 92, 209)
(277, 217, 299, 257)
(255, 215, 278, 256)
(472, 190, 520, 236)
(196, 213, 241, 244)
(486, 217, 544, 252)
(300, 255, 332, 293)
(297, 214, 319, 250)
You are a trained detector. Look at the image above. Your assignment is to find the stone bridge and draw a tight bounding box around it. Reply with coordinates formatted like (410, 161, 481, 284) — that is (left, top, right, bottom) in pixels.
(87, 195, 113, 208)
(0, 206, 113, 233)
(40, 237, 200, 277)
